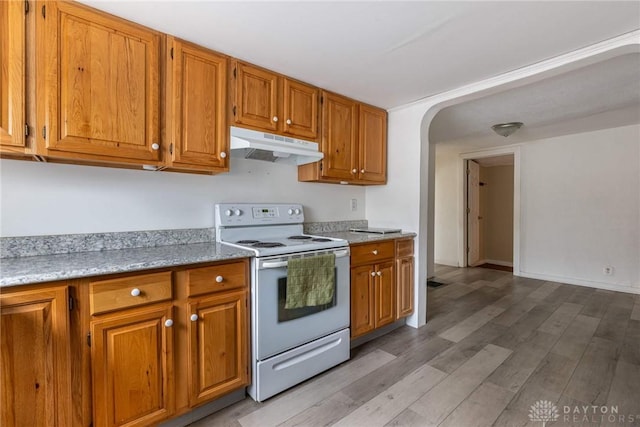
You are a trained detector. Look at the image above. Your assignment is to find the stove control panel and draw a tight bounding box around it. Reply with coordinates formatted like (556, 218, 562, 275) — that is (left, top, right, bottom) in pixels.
(215, 203, 304, 226)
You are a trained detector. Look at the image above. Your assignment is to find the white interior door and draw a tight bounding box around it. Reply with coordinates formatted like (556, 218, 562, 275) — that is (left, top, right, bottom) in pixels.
(467, 160, 481, 266)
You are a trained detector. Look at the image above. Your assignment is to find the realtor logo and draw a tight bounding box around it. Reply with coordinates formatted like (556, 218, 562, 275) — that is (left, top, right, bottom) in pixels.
(529, 400, 560, 427)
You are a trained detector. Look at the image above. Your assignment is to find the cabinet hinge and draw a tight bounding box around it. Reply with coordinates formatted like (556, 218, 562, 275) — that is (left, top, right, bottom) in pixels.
(319, 161, 323, 171)
(68, 296, 74, 311)
(24, 123, 29, 137)
(41, 4, 45, 18)
(169, 143, 173, 155)
(466, 169, 470, 175)
(170, 47, 174, 60)
(466, 247, 470, 253)
(466, 207, 471, 214)
(24, 0, 29, 14)
(232, 105, 236, 116)
(42, 126, 46, 140)
(87, 333, 91, 347)
(233, 67, 236, 78)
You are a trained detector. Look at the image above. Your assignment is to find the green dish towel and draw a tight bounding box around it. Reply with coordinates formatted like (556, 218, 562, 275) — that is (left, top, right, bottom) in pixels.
(285, 253, 336, 309)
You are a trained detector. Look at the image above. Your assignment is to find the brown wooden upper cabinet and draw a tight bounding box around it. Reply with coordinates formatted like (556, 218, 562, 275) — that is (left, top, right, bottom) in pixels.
(165, 38, 229, 173)
(231, 61, 319, 141)
(37, 1, 163, 165)
(298, 91, 387, 185)
(0, 0, 27, 154)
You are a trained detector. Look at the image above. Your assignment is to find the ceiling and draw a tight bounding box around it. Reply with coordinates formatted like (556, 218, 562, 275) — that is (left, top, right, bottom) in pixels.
(80, 1, 640, 111)
(431, 53, 640, 147)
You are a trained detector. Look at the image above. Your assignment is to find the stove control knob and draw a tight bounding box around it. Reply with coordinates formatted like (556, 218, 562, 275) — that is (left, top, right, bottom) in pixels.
(288, 209, 294, 215)
(294, 208, 301, 215)
(234, 209, 242, 216)
(225, 209, 233, 217)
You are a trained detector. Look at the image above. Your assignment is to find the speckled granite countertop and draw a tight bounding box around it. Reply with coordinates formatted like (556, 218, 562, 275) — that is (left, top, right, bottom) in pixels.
(0, 243, 254, 287)
(317, 231, 416, 244)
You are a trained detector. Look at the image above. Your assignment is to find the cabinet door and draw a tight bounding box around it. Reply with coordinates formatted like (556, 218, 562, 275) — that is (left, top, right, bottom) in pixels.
(350, 265, 375, 338)
(321, 91, 358, 180)
(0, 0, 26, 151)
(187, 289, 248, 406)
(358, 104, 387, 183)
(1, 285, 71, 427)
(374, 261, 395, 328)
(167, 38, 228, 171)
(233, 62, 279, 132)
(283, 79, 319, 140)
(91, 304, 174, 427)
(39, 1, 161, 162)
(396, 256, 414, 319)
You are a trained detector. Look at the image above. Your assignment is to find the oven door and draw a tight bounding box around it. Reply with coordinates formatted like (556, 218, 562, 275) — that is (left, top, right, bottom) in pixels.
(253, 248, 350, 360)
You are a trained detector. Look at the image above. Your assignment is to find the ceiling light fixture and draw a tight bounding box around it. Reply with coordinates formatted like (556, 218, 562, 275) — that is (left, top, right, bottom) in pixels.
(491, 122, 523, 137)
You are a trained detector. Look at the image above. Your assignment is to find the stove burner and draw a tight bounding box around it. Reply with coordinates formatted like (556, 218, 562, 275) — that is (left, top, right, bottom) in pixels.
(252, 242, 286, 248)
(237, 240, 260, 244)
(311, 238, 332, 242)
(288, 235, 312, 240)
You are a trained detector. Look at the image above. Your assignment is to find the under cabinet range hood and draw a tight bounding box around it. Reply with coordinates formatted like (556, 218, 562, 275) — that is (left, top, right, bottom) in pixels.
(229, 126, 323, 165)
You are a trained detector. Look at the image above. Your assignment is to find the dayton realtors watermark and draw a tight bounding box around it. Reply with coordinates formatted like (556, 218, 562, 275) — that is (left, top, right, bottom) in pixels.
(563, 405, 637, 424)
(530, 400, 639, 426)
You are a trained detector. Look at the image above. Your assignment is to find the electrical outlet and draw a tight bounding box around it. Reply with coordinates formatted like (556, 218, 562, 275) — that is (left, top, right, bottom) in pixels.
(603, 266, 614, 276)
(350, 198, 357, 211)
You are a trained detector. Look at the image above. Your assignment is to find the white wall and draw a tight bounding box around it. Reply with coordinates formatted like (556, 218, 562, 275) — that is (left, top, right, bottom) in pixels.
(0, 158, 366, 237)
(434, 124, 640, 293)
(483, 165, 514, 264)
(520, 124, 639, 292)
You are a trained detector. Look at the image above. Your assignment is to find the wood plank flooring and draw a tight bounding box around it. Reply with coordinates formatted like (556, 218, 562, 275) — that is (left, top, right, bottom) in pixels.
(190, 266, 640, 427)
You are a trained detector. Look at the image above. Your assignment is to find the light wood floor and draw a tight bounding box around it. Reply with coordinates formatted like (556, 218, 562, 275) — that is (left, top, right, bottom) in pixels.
(191, 265, 640, 427)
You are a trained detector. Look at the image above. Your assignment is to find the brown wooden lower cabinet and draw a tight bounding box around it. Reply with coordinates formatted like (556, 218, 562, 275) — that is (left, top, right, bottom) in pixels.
(350, 237, 414, 340)
(186, 289, 248, 407)
(91, 304, 175, 427)
(0, 284, 72, 427)
(1, 258, 250, 427)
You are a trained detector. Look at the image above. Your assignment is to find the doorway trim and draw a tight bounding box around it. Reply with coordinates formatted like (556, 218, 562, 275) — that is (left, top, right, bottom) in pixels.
(458, 145, 521, 275)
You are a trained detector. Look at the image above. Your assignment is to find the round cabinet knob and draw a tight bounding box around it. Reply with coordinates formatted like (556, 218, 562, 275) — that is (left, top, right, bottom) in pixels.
(371, 271, 376, 276)
(272, 116, 279, 122)
(294, 208, 301, 215)
(215, 275, 224, 283)
(220, 152, 227, 158)
(151, 143, 160, 150)
(352, 169, 357, 174)
(361, 169, 365, 174)
(164, 319, 174, 328)
(190, 314, 199, 322)
(372, 249, 378, 255)
(225, 209, 233, 217)
(377, 271, 382, 276)
(286, 119, 292, 125)
(130, 288, 141, 297)
(234, 209, 242, 216)
(288, 209, 294, 215)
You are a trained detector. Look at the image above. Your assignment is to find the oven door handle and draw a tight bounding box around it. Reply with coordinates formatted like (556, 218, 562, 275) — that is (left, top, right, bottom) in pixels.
(261, 249, 349, 269)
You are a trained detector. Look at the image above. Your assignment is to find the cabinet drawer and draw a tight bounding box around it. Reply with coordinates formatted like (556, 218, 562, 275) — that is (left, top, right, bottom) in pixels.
(186, 261, 247, 297)
(90, 271, 172, 315)
(351, 241, 395, 265)
(396, 239, 414, 258)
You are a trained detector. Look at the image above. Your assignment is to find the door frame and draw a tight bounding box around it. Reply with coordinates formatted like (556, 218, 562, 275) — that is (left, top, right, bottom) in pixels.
(458, 145, 521, 275)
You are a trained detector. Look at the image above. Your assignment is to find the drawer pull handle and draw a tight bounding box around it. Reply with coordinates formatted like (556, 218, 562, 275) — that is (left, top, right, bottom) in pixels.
(372, 249, 378, 255)
(164, 319, 174, 328)
(377, 271, 382, 276)
(215, 275, 224, 283)
(371, 271, 376, 276)
(190, 314, 199, 322)
(130, 288, 141, 297)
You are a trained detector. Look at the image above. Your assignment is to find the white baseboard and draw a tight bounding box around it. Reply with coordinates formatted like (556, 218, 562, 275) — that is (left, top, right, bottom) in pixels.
(519, 270, 640, 295)
(483, 259, 513, 267)
(435, 259, 460, 267)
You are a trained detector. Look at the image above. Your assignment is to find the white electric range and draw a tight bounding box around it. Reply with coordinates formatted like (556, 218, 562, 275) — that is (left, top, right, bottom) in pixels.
(215, 203, 351, 402)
